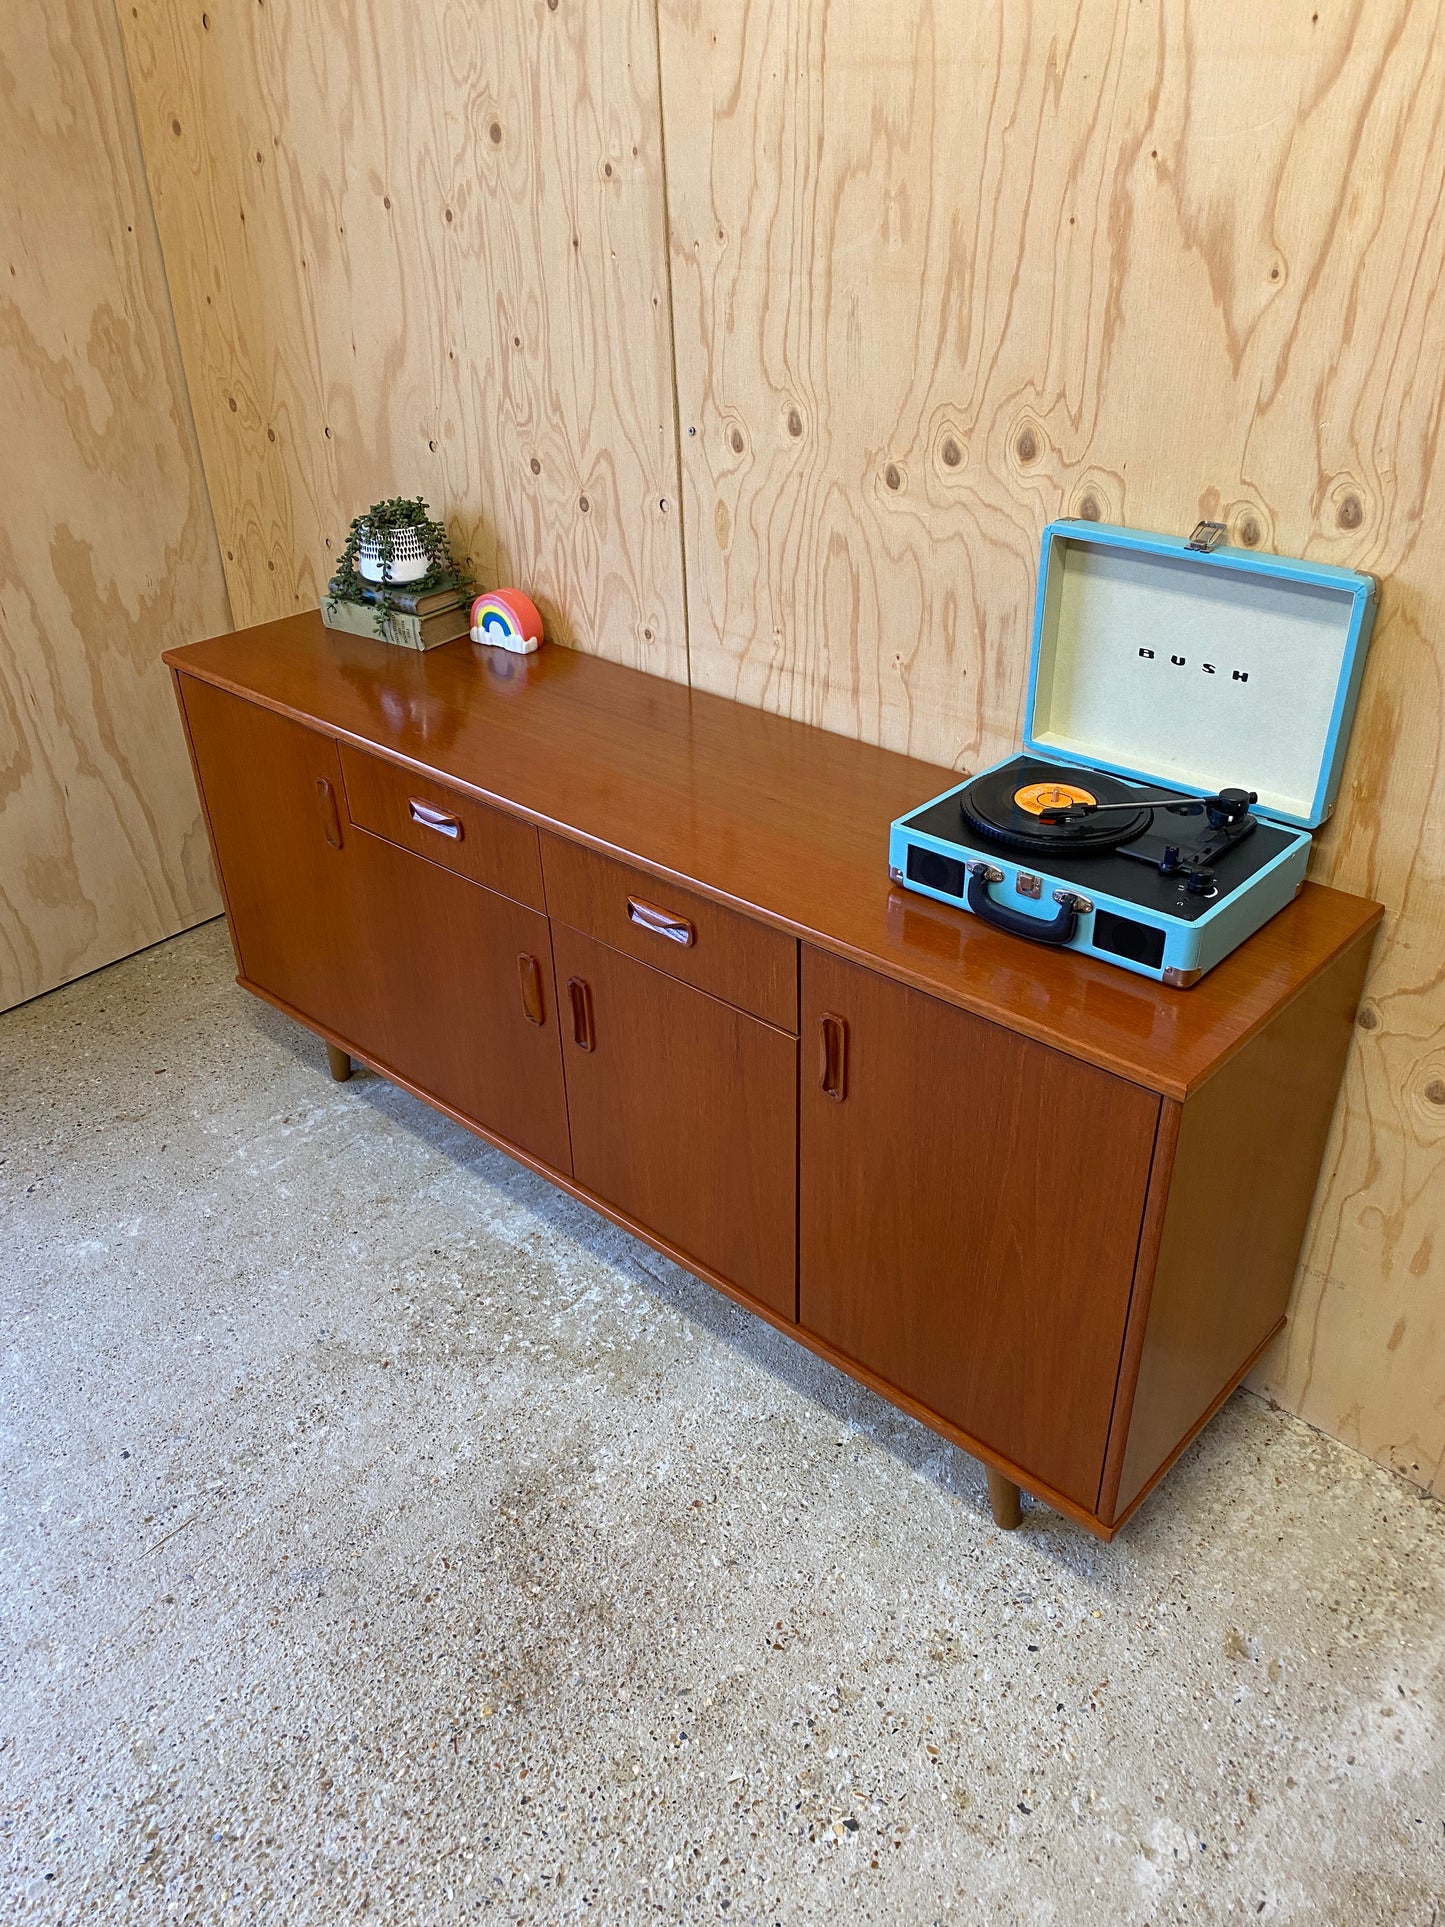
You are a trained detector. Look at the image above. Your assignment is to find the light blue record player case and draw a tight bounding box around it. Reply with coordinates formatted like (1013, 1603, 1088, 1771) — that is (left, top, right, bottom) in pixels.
(888, 521, 1377, 985)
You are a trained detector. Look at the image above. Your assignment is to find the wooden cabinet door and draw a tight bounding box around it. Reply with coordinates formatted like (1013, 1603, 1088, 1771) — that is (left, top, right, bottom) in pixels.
(551, 924, 797, 1319)
(800, 946, 1160, 1509)
(182, 675, 569, 1173)
(179, 675, 378, 1045)
(349, 830, 571, 1174)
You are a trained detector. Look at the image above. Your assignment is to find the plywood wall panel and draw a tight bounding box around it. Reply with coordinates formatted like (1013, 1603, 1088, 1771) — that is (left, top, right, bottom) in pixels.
(0, 0, 229, 1013)
(659, 0, 1445, 1490)
(119, 0, 686, 679)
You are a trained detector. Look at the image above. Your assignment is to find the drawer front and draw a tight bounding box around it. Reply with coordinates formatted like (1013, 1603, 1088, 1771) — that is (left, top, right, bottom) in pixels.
(540, 831, 797, 1032)
(339, 743, 544, 911)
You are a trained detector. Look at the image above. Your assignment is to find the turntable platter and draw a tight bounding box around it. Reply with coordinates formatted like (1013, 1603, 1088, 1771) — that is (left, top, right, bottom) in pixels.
(960, 762, 1153, 852)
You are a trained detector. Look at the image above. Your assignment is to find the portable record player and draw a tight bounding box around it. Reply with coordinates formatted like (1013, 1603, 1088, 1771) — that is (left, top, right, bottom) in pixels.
(888, 520, 1377, 986)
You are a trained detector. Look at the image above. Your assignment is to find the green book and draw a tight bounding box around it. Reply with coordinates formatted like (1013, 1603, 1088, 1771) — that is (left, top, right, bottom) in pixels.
(320, 595, 472, 652)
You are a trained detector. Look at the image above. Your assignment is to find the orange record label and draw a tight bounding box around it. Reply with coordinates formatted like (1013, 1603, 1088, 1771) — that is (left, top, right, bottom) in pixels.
(1013, 780, 1097, 816)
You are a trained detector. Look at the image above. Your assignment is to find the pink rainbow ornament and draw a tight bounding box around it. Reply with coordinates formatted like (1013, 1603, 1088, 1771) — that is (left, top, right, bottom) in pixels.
(470, 588, 544, 656)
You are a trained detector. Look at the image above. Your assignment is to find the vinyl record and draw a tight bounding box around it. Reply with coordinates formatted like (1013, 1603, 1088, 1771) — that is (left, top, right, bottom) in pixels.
(959, 761, 1153, 852)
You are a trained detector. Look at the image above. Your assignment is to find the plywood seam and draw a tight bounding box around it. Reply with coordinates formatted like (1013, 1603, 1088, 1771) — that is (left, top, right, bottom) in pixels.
(649, 0, 692, 687)
(109, 0, 235, 642)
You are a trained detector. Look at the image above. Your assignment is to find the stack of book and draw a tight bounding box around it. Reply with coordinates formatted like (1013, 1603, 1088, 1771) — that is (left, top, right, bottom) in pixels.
(320, 575, 474, 651)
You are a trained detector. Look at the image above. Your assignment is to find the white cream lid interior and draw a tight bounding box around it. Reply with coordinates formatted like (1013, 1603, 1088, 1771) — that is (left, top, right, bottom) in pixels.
(1027, 539, 1358, 823)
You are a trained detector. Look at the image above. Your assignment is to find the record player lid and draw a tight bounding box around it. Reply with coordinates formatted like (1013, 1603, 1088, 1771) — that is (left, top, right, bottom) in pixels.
(1023, 522, 1376, 830)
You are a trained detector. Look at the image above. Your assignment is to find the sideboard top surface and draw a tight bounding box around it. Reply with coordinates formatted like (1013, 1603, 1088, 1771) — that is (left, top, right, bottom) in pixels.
(167, 616, 1381, 1099)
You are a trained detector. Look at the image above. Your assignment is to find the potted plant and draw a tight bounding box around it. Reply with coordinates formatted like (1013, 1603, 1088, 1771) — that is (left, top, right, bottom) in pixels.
(334, 497, 462, 592)
(325, 497, 474, 642)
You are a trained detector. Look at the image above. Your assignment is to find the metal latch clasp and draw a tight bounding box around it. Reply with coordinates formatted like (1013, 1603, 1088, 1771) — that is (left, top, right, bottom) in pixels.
(1187, 520, 1226, 553)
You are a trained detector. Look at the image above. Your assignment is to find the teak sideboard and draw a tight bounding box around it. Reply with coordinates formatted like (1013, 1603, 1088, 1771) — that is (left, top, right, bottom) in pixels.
(166, 616, 1382, 1538)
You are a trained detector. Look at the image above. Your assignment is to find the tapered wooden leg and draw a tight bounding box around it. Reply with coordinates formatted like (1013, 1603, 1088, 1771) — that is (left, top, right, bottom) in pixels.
(326, 1042, 353, 1082)
(986, 1466, 1023, 1530)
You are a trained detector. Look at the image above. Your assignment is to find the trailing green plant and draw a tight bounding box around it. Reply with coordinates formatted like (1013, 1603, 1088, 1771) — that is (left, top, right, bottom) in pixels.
(327, 496, 473, 634)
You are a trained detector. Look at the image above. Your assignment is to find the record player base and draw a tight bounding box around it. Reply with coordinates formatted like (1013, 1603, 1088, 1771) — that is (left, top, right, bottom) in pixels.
(164, 615, 1382, 1540)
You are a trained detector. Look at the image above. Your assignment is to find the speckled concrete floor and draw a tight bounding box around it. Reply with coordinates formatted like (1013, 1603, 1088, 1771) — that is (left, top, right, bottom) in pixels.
(3, 921, 1444, 1927)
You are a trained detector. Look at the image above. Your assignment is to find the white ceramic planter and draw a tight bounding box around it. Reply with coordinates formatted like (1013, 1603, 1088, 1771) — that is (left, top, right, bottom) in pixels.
(357, 523, 430, 584)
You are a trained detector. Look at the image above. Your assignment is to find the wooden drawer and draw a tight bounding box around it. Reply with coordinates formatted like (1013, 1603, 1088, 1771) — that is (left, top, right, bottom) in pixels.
(541, 831, 797, 1032)
(339, 743, 544, 911)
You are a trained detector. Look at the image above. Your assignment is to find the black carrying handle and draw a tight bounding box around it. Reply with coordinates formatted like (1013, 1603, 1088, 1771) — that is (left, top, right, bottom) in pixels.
(966, 865, 1082, 947)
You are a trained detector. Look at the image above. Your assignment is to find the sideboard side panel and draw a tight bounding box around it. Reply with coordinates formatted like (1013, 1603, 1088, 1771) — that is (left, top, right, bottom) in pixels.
(1110, 924, 1379, 1521)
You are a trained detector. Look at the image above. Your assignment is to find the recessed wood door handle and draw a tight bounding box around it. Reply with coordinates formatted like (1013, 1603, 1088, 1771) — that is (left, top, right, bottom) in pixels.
(626, 896, 695, 946)
(818, 1012, 848, 1101)
(518, 953, 546, 1027)
(567, 976, 595, 1051)
(315, 776, 343, 850)
(408, 798, 463, 840)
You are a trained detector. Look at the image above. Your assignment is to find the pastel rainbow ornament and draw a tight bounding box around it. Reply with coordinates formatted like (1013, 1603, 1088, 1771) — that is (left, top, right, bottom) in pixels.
(470, 588, 544, 655)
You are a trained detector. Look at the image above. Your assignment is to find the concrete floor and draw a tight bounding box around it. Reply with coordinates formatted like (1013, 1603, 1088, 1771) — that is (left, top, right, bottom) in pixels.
(3, 921, 1443, 1927)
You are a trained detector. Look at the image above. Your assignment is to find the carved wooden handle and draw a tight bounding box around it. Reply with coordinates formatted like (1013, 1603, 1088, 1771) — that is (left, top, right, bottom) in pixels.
(518, 953, 546, 1027)
(315, 776, 343, 850)
(818, 1012, 848, 1101)
(567, 976, 595, 1052)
